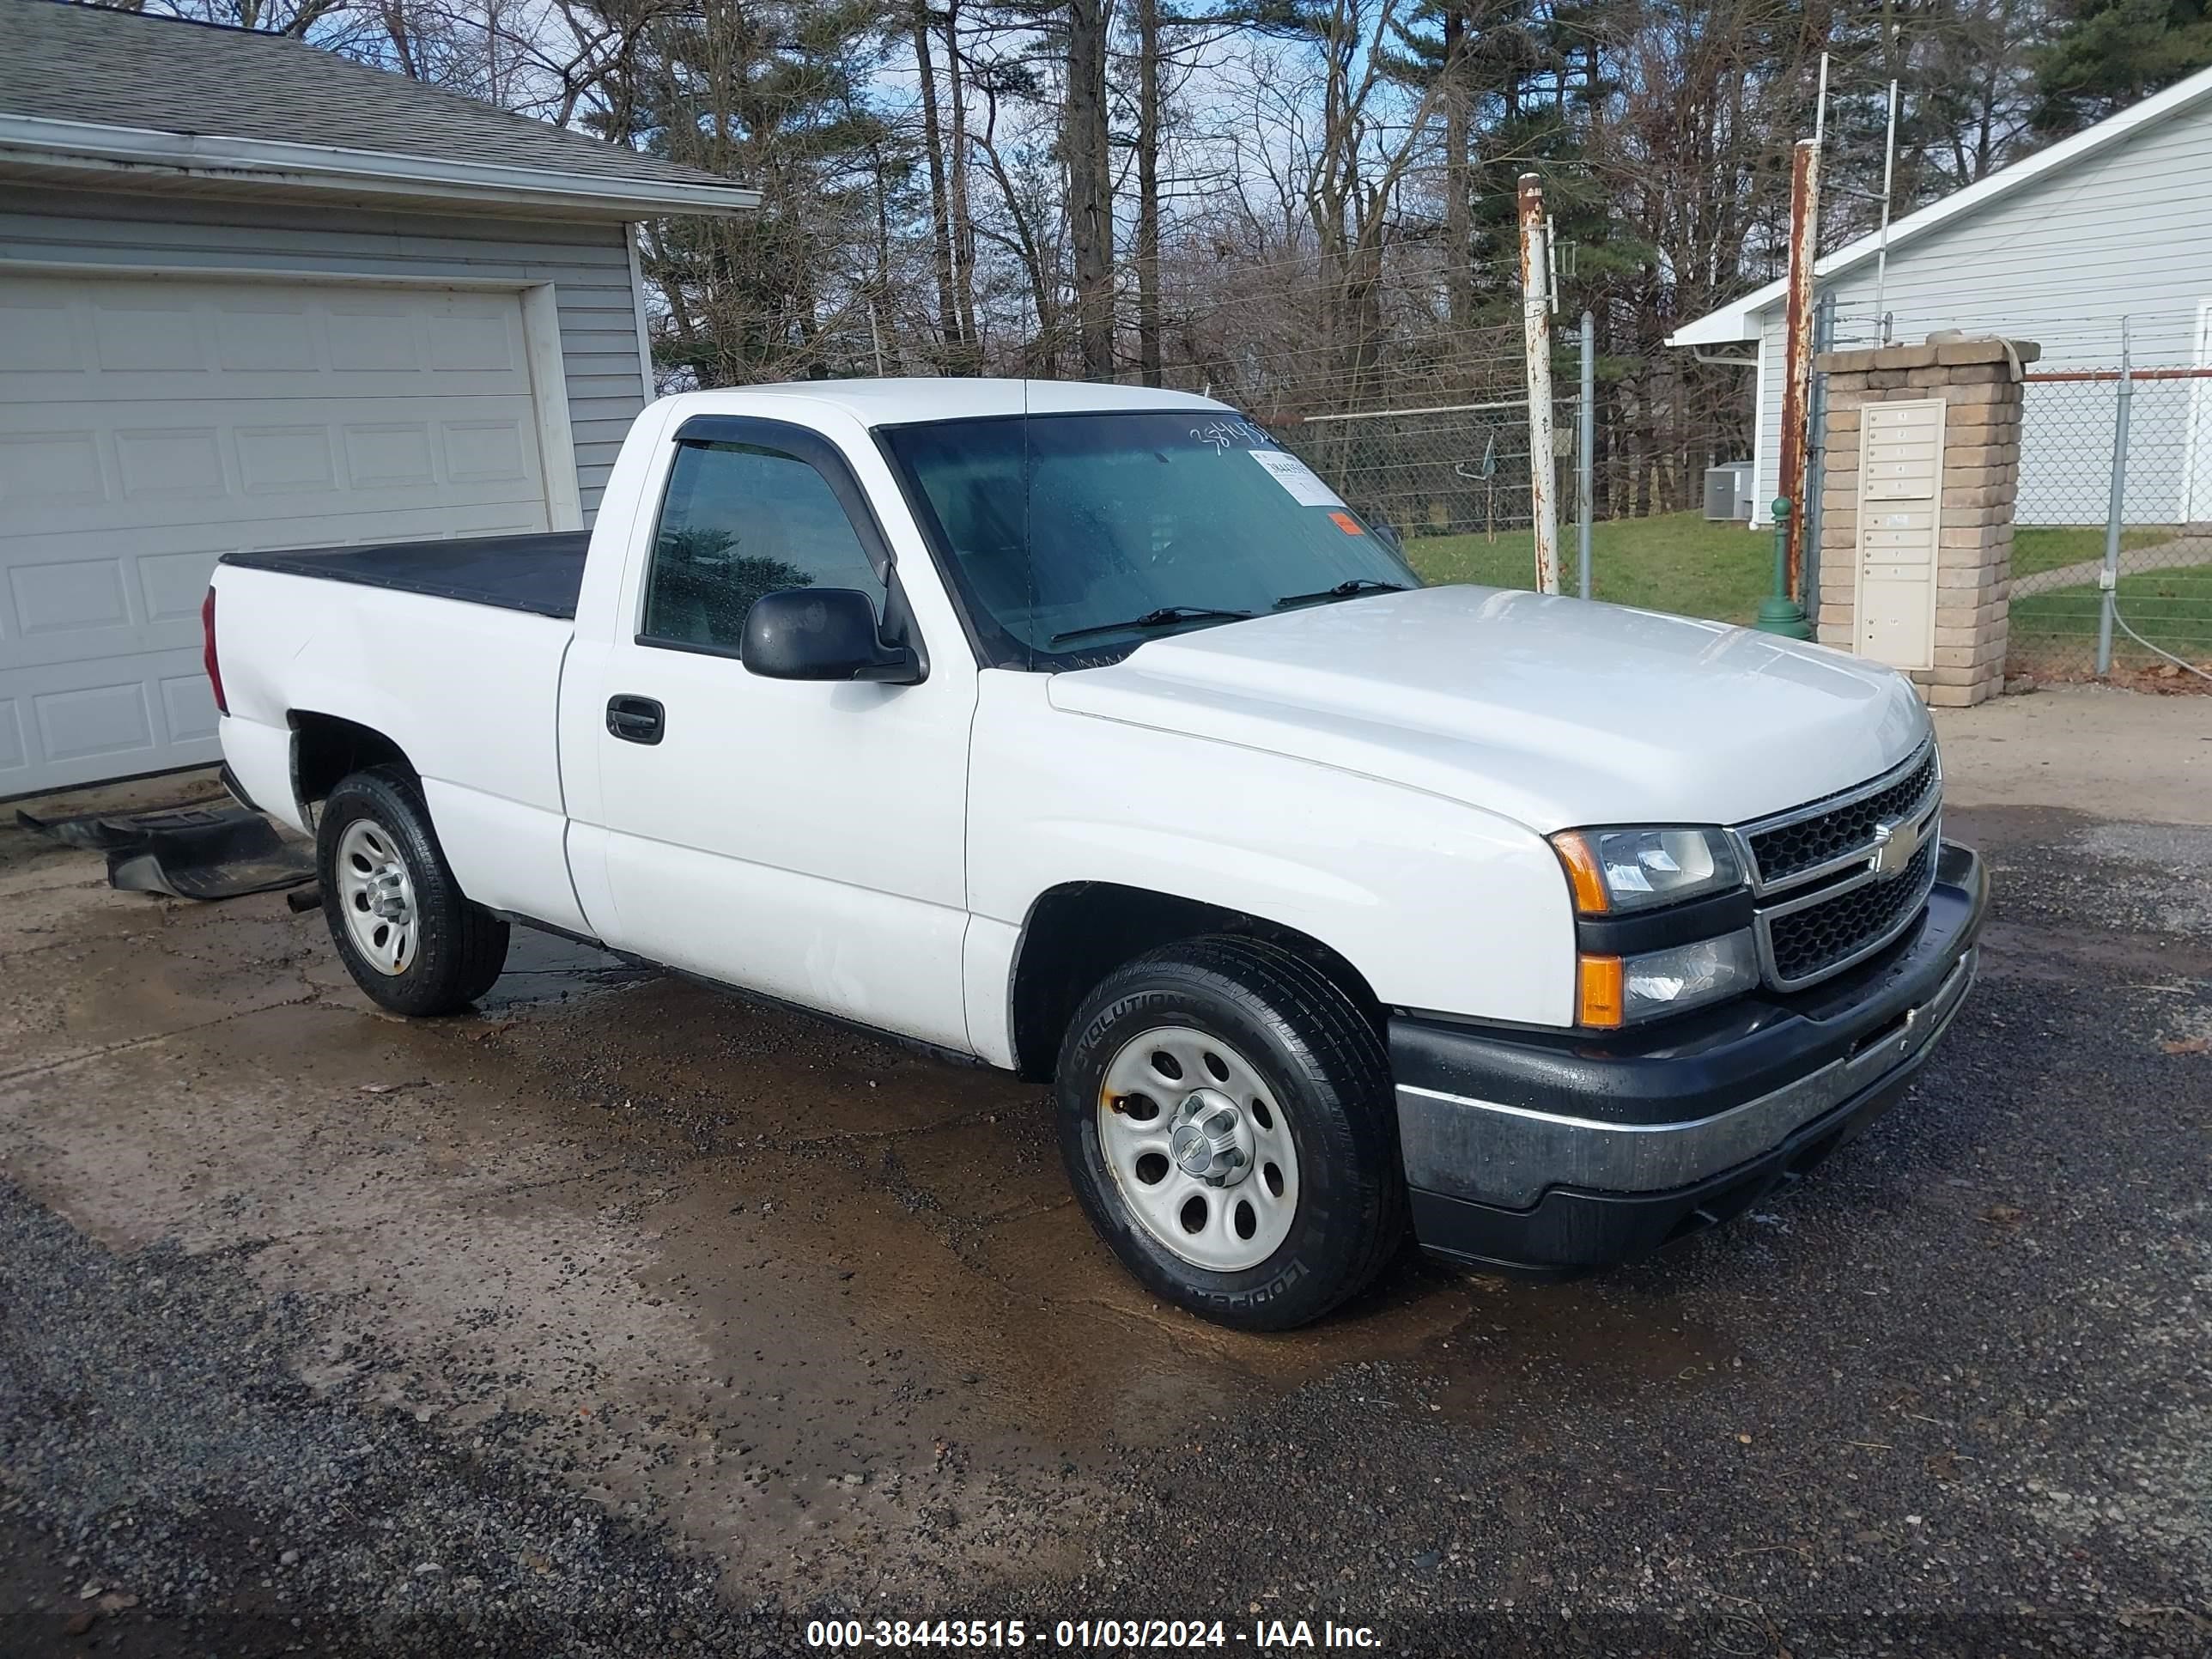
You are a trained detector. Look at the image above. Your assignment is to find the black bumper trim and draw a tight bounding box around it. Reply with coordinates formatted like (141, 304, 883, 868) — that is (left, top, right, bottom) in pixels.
(217, 761, 262, 816)
(1391, 842, 1989, 1128)
(1408, 1042, 1929, 1278)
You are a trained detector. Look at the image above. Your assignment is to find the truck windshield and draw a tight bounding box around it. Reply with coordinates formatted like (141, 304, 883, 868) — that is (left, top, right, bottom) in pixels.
(878, 410, 1418, 666)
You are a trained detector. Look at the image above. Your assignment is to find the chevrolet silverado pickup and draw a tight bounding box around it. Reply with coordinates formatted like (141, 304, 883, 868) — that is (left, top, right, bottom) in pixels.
(208, 379, 1987, 1330)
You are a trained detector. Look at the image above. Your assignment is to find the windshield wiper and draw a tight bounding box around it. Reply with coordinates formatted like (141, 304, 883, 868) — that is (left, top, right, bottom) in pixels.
(1273, 578, 1408, 610)
(1051, 605, 1254, 646)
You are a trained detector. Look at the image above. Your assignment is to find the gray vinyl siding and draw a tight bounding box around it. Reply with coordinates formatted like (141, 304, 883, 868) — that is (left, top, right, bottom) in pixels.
(1750, 94, 2212, 526)
(1754, 312, 1785, 525)
(0, 184, 647, 517)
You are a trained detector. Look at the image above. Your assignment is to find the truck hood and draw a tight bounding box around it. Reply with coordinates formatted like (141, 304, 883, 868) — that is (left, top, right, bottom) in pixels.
(1047, 586, 1932, 833)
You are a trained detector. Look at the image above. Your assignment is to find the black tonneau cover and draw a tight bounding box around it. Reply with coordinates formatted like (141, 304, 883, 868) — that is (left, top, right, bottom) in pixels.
(222, 532, 590, 621)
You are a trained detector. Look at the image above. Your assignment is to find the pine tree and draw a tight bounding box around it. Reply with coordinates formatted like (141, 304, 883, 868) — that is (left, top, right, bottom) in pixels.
(588, 0, 904, 386)
(2033, 0, 2212, 131)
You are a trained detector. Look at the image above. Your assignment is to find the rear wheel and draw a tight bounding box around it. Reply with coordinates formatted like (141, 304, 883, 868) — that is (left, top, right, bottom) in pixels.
(317, 766, 508, 1016)
(1056, 934, 1405, 1331)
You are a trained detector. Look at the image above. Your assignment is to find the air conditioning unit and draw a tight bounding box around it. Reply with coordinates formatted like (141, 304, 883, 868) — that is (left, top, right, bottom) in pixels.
(1704, 461, 1754, 522)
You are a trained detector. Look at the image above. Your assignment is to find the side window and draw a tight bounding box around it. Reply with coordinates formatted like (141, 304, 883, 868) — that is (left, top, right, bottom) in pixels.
(641, 441, 886, 651)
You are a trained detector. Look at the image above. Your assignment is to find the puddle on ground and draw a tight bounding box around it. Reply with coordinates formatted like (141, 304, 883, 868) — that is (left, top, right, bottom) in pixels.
(6, 871, 1687, 1595)
(474, 927, 658, 1012)
(357, 969, 1488, 1585)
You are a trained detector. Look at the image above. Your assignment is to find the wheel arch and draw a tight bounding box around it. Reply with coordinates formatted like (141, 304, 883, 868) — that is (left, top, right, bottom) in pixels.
(1005, 880, 1386, 1082)
(289, 711, 416, 821)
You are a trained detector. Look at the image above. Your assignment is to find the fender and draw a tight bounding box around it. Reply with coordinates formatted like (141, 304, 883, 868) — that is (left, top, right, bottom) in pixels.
(965, 672, 1578, 1045)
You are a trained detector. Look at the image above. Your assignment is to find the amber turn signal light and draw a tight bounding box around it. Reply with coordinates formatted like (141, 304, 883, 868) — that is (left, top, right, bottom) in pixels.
(1553, 832, 1610, 915)
(1577, 953, 1625, 1029)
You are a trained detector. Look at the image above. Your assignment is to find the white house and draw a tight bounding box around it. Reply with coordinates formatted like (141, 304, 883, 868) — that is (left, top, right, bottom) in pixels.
(1670, 63, 2212, 531)
(0, 0, 755, 799)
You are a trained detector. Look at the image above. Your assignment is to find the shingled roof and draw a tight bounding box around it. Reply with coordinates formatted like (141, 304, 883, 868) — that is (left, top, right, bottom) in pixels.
(0, 0, 754, 216)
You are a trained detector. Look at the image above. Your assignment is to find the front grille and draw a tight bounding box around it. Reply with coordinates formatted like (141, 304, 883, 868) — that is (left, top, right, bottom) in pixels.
(1738, 740, 1945, 989)
(1765, 837, 1938, 984)
(1747, 747, 1938, 886)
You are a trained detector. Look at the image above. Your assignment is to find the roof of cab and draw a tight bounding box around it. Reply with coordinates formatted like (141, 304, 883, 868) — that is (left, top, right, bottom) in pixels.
(655, 378, 1235, 428)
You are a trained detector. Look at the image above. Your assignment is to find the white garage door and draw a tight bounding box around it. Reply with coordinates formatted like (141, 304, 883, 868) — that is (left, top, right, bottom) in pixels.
(0, 273, 557, 799)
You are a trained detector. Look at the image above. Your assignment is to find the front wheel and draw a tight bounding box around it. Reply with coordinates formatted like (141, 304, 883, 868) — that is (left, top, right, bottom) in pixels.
(317, 766, 509, 1017)
(1056, 935, 1406, 1331)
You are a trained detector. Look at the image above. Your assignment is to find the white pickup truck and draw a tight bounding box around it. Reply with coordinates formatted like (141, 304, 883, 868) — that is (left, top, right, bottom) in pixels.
(209, 380, 1986, 1330)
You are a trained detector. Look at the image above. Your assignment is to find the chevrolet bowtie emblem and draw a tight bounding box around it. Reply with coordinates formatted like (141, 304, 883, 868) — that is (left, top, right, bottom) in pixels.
(1869, 812, 1922, 878)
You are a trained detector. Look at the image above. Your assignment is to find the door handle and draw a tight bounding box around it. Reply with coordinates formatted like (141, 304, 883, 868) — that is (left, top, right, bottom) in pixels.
(605, 695, 665, 744)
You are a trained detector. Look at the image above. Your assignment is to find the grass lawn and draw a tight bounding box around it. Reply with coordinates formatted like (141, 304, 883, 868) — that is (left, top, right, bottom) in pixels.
(1404, 512, 1772, 624)
(1403, 514, 2208, 657)
(2008, 563, 2212, 672)
(2013, 523, 2171, 579)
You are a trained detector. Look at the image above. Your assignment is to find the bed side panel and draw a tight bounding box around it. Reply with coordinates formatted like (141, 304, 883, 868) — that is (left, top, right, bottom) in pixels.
(213, 564, 585, 932)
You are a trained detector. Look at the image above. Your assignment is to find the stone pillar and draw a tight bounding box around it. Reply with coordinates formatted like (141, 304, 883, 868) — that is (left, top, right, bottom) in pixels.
(1812, 337, 2037, 708)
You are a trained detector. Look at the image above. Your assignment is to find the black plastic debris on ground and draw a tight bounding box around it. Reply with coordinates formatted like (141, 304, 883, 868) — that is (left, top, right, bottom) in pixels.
(14, 802, 314, 901)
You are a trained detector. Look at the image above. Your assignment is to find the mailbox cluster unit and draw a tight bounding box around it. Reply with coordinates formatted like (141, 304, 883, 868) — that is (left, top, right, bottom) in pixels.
(1851, 398, 1947, 672)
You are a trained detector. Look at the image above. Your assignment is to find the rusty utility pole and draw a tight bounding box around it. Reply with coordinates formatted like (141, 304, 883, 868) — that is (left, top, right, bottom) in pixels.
(1517, 173, 1559, 594)
(1775, 137, 1822, 600)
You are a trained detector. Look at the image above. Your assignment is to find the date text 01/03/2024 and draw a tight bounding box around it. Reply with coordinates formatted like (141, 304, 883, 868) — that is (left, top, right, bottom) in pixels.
(804, 1619, 1385, 1650)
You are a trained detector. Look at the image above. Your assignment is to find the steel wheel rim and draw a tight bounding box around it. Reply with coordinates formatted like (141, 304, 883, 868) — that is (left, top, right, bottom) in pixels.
(1097, 1024, 1301, 1273)
(335, 818, 417, 976)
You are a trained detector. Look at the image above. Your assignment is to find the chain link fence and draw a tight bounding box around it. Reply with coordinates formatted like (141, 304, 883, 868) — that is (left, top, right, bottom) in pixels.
(1272, 402, 1769, 615)
(2011, 370, 2212, 684)
(1267, 397, 1581, 586)
(1241, 306, 2210, 682)
(1264, 343, 1762, 611)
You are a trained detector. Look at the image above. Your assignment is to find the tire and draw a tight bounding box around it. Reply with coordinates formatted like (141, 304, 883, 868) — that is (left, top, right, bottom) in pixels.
(1056, 933, 1406, 1331)
(316, 765, 509, 1017)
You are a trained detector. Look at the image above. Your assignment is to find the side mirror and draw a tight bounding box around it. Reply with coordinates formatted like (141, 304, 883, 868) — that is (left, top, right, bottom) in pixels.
(739, 588, 922, 684)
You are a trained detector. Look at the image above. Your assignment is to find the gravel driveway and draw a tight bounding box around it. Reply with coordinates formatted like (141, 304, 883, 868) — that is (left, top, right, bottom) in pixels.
(2, 693, 2208, 1657)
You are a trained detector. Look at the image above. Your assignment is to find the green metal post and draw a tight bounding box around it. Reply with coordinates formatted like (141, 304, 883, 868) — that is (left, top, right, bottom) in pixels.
(1754, 497, 1814, 639)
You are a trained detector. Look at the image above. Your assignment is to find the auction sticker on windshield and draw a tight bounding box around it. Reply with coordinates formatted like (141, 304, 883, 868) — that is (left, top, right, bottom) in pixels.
(1248, 449, 1347, 509)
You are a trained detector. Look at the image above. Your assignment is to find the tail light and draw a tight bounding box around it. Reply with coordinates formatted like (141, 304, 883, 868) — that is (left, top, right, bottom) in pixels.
(202, 586, 228, 715)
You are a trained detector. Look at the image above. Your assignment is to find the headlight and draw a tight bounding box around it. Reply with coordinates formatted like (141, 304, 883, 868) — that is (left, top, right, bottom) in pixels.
(1553, 825, 1758, 1028)
(1578, 930, 1761, 1028)
(1551, 826, 1743, 915)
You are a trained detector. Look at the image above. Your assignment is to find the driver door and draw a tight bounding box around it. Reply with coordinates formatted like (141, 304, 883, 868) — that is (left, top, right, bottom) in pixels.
(583, 419, 976, 1051)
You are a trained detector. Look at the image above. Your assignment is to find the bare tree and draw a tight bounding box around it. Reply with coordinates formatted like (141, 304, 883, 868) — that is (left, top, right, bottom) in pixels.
(1298, 0, 1442, 407)
(912, 1, 971, 367)
(1066, 0, 1116, 376)
(1133, 0, 1166, 386)
(239, 0, 2106, 526)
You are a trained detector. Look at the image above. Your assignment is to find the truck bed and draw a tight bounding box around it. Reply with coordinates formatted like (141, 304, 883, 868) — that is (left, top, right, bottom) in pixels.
(223, 532, 589, 621)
